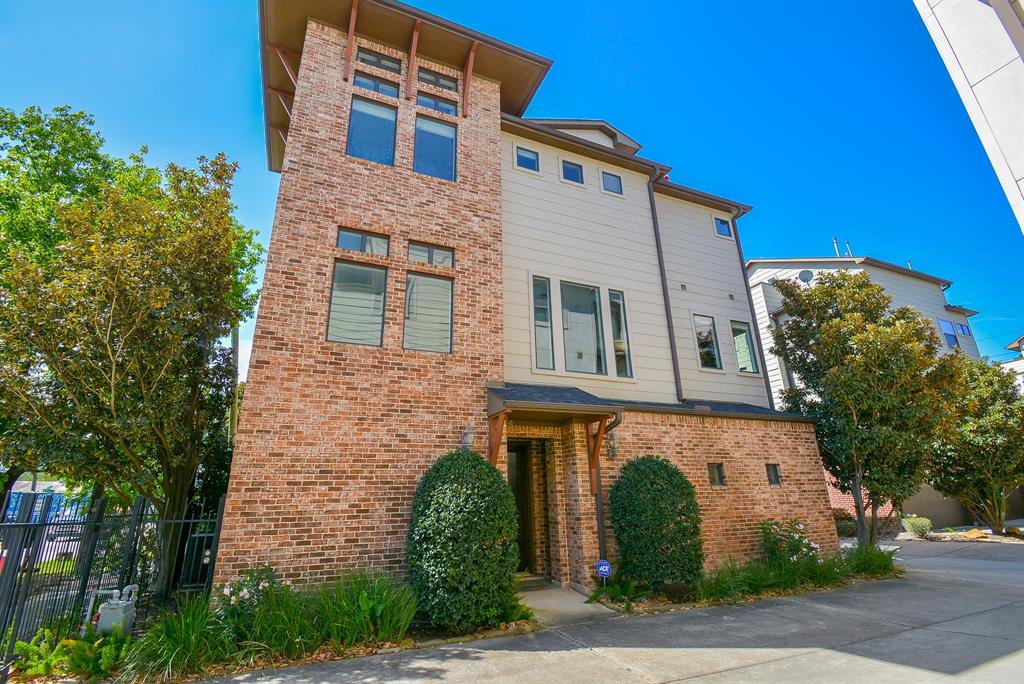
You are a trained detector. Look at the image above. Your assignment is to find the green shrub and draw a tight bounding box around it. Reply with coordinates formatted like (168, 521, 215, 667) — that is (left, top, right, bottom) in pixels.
(217, 564, 280, 639)
(61, 624, 131, 682)
(239, 584, 320, 660)
(12, 628, 63, 677)
(118, 593, 235, 683)
(317, 573, 417, 648)
(696, 554, 850, 603)
(760, 519, 820, 562)
(901, 515, 931, 538)
(695, 559, 748, 602)
(846, 544, 899, 576)
(609, 456, 704, 591)
(407, 450, 521, 632)
(832, 508, 857, 537)
(587, 571, 644, 609)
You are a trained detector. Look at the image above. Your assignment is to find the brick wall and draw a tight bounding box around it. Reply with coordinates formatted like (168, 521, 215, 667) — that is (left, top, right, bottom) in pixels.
(215, 20, 505, 585)
(509, 411, 838, 591)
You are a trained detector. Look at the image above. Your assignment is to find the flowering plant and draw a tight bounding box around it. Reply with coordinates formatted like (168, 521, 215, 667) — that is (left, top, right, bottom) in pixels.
(216, 564, 282, 635)
(760, 519, 821, 563)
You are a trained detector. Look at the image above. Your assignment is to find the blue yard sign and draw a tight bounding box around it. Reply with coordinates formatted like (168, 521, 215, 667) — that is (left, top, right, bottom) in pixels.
(595, 559, 612, 578)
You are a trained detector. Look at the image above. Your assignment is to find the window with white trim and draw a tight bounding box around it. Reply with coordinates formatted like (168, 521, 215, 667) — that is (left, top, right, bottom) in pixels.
(532, 276, 554, 370)
(694, 314, 722, 369)
(515, 146, 540, 172)
(939, 319, 959, 348)
(601, 171, 623, 195)
(561, 281, 605, 374)
(608, 290, 632, 377)
(731, 320, 759, 373)
(561, 159, 584, 184)
(955, 322, 971, 337)
(714, 217, 733, 238)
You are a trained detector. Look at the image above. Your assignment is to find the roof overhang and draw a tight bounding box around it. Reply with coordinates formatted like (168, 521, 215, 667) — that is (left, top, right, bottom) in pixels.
(746, 257, 953, 288)
(1008, 335, 1024, 352)
(944, 304, 978, 318)
(260, 0, 552, 171)
(525, 118, 642, 155)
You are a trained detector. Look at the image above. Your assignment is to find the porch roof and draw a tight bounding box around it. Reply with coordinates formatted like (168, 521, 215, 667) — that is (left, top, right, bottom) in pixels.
(487, 383, 813, 423)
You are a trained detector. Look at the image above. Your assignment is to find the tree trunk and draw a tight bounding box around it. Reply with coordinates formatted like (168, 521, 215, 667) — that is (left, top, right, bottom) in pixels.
(980, 487, 1008, 535)
(868, 500, 880, 546)
(1, 467, 24, 510)
(152, 473, 192, 601)
(850, 472, 870, 548)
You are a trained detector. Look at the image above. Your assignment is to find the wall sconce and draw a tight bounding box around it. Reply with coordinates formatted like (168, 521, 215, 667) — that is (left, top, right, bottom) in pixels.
(607, 432, 618, 460)
(460, 424, 475, 452)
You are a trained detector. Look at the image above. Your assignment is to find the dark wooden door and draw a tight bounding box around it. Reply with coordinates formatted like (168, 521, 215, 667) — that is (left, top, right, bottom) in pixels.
(507, 442, 533, 572)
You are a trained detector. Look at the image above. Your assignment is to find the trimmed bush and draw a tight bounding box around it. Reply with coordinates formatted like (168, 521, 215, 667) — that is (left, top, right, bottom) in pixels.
(407, 450, 520, 632)
(901, 515, 932, 539)
(609, 455, 704, 590)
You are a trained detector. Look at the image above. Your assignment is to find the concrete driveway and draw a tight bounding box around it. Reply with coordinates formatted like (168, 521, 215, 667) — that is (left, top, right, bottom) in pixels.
(210, 541, 1023, 683)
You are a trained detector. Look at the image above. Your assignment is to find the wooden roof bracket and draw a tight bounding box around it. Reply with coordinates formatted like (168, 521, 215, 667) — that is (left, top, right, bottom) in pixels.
(487, 409, 511, 466)
(462, 40, 478, 118)
(268, 87, 294, 117)
(406, 20, 422, 100)
(268, 44, 300, 88)
(586, 417, 609, 496)
(270, 125, 288, 143)
(342, 0, 360, 82)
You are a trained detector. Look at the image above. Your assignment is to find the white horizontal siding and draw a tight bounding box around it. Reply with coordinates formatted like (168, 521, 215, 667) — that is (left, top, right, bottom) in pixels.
(501, 132, 677, 403)
(655, 194, 771, 408)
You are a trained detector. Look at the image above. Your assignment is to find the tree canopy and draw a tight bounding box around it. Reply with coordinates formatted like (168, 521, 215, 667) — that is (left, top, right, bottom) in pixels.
(771, 270, 963, 545)
(931, 358, 1024, 534)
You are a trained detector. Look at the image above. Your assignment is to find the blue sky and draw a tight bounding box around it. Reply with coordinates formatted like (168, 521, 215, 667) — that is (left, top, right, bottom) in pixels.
(2, 0, 1021, 372)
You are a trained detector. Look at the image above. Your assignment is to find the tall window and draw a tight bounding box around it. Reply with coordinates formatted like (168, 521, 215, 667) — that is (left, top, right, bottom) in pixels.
(346, 97, 397, 165)
(939, 319, 959, 348)
(414, 116, 457, 181)
(694, 314, 722, 369)
(608, 290, 632, 378)
(731, 321, 759, 373)
(404, 273, 453, 352)
(327, 262, 387, 346)
(561, 282, 605, 374)
(532, 276, 554, 370)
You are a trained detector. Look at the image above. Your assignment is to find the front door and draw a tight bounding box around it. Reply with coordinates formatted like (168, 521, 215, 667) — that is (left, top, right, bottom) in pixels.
(507, 441, 534, 572)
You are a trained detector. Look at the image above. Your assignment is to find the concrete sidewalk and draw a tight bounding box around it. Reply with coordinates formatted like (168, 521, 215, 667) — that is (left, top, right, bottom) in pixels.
(208, 541, 1024, 683)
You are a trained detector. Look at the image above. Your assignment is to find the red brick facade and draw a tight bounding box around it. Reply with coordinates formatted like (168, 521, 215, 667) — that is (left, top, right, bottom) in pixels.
(216, 21, 505, 584)
(218, 14, 838, 590)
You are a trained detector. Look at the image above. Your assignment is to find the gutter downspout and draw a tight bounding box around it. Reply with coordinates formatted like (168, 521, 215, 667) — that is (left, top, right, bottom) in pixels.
(731, 213, 776, 410)
(647, 178, 686, 403)
(594, 410, 623, 561)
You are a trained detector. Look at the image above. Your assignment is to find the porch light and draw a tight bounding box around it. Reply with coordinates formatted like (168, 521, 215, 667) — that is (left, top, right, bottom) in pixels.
(461, 424, 475, 452)
(607, 431, 618, 460)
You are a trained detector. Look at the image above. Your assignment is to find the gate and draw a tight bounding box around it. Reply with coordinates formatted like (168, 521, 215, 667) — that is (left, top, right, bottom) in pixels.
(0, 492, 224, 679)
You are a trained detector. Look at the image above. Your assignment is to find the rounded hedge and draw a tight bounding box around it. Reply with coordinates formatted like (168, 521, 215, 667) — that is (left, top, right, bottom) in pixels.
(609, 455, 704, 589)
(407, 450, 519, 631)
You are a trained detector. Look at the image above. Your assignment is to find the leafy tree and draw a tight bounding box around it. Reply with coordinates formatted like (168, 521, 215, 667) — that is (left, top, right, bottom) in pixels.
(0, 153, 262, 595)
(771, 271, 962, 546)
(931, 358, 1024, 534)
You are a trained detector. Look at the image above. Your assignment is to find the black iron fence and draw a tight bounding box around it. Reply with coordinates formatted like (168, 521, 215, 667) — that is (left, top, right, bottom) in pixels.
(0, 491, 223, 677)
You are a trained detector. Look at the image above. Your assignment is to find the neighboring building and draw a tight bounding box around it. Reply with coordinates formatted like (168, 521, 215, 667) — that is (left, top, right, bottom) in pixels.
(216, 0, 837, 591)
(1004, 334, 1024, 391)
(747, 256, 981, 527)
(913, 0, 1024, 234)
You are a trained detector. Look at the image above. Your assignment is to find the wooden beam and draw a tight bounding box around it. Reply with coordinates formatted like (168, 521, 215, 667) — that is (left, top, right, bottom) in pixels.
(268, 87, 294, 117)
(342, 0, 360, 82)
(487, 410, 511, 466)
(461, 40, 478, 118)
(270, 47, 299, 88)
(587, 417, 609, 495)
(271, 124, 288, 143)
(405, 20, 422, 100)
(266, 42, 301, 59)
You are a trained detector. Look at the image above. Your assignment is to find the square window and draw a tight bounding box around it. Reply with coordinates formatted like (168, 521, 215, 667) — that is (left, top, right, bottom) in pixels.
(337, 228, 389, 256)
(416, 92, 457, 116)
(766, 463, 782, 486)
(346, 97, 397, 165)
(561, 160, 584, 184)
(356, 47, 401, 74)
(601, 171, 623, 195)
(418, 67, 458, 92)
(327, 261, 387, 346)
(404, 273, 453, 353)
(516, 146, 540, 172)
(353, 71, 399, 98)
(708, 463, 726, 486)
(955, 322, 971, 337)
(714, 217, 733, 238)
(414, 116, 457, 181)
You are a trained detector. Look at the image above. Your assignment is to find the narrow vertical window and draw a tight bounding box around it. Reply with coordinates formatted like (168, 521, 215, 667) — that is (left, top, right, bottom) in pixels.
(608, 290, 633, 378)
(414, 116, 457, 181)
(532, 276, 554, 370)
(561, 282, 605, 374)
(327, 262, 387, 346)
(708, 463, 726, 486)
(731, 320, 759, 373)
(766, 464, 782, 485)
(694, 314, 722, 369)
(346, 97, 397, 165)
(939, 319, 959, 348)
(404, 273, 453, 352)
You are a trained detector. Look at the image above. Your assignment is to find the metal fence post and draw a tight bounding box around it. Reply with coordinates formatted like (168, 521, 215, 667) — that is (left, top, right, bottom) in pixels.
(117, 496, 146, 589)
(71, 498, 106, 627)
(204, 495, 227, 592)
(0, 493, 36, 648)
